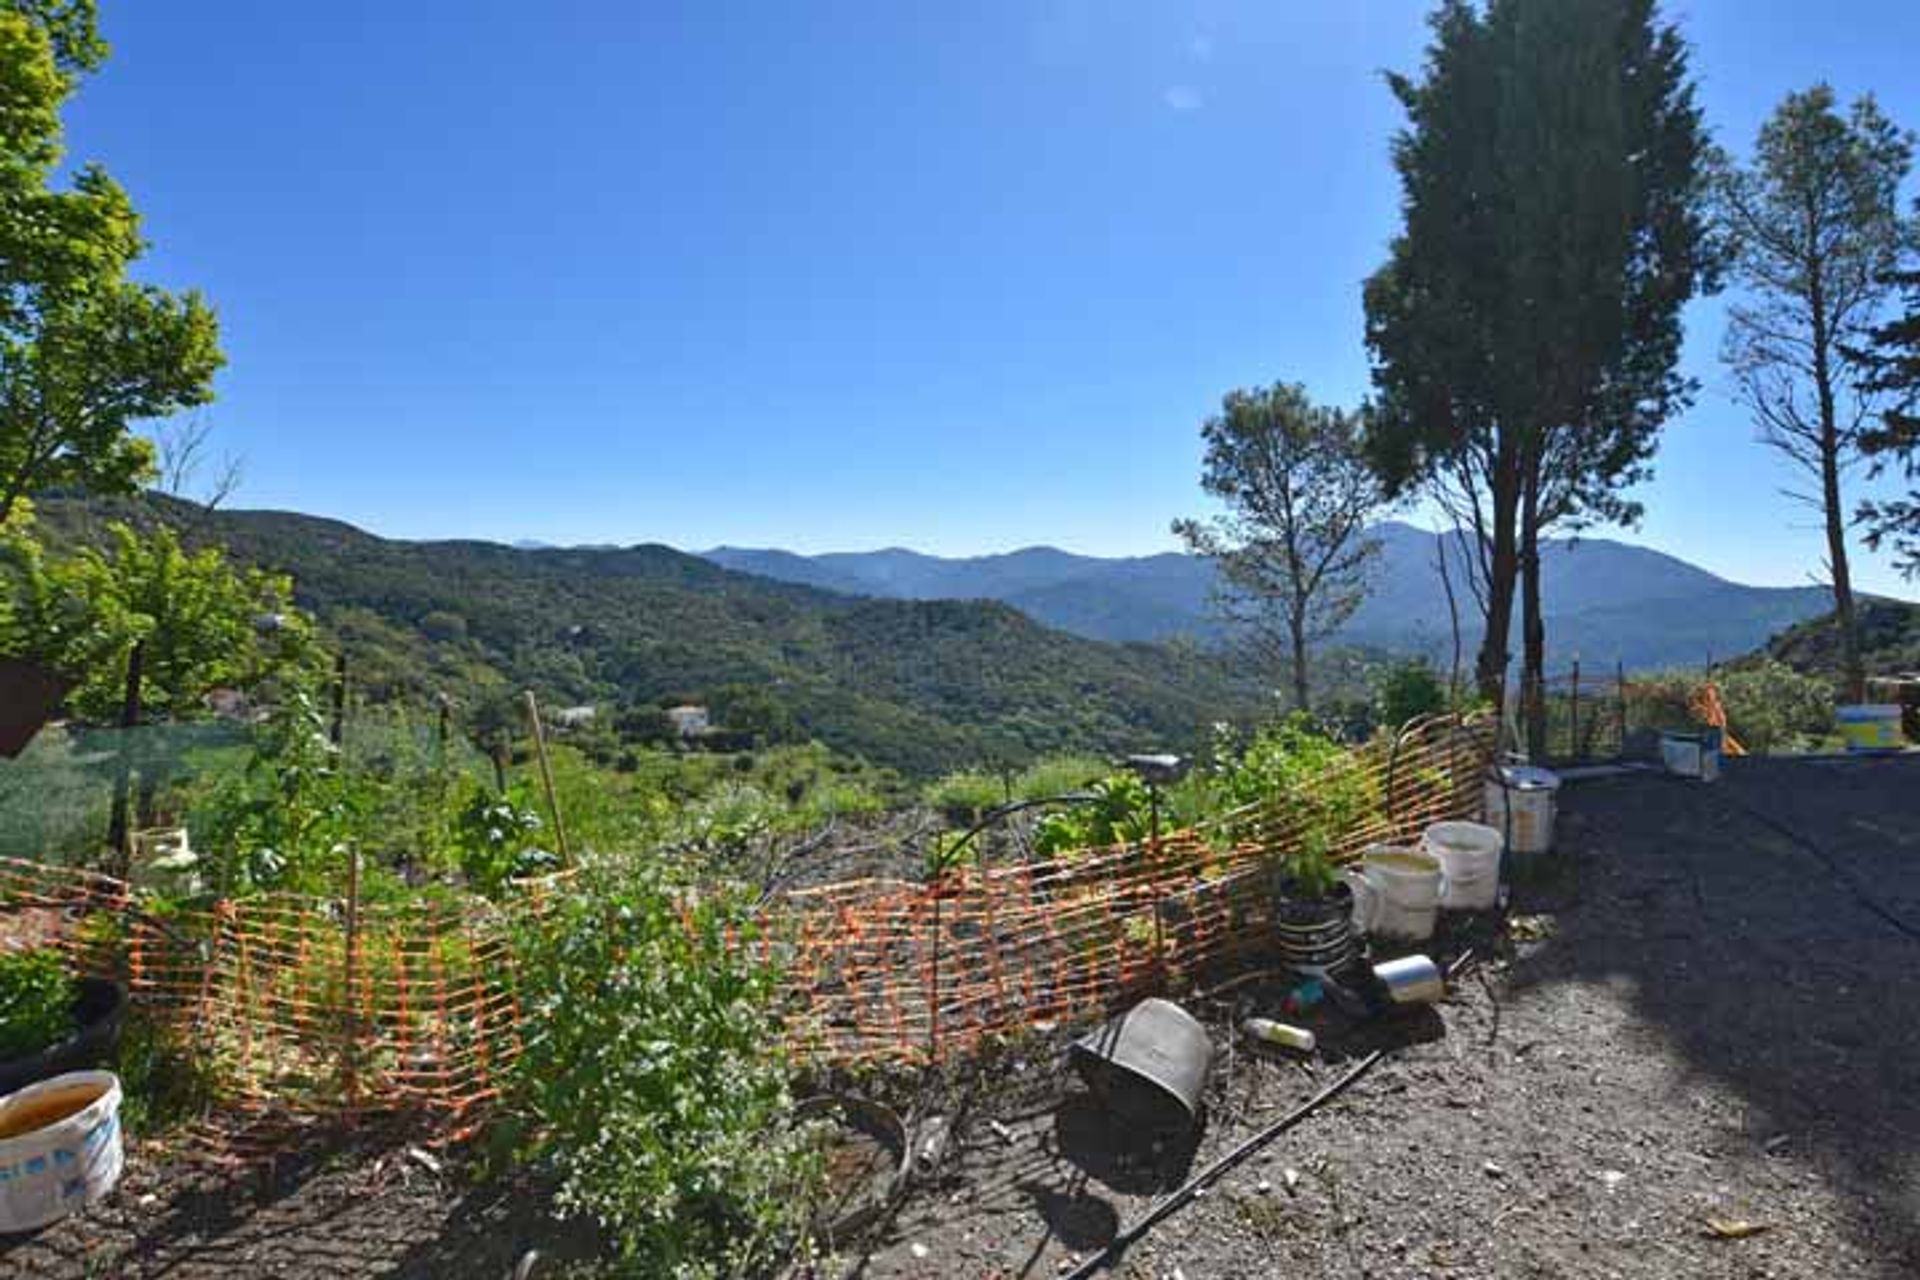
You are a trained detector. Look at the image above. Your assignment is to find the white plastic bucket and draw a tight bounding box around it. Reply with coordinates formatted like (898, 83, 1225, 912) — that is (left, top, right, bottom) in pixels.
(0, 1070, 124, 1233)
(1345, 846, 1446, 941)
(1484, 766, 1560, 856)
(1660, 731, 1721, 781)
(1422, 821, 1503, 910)
(1837, 705, 1905, 753)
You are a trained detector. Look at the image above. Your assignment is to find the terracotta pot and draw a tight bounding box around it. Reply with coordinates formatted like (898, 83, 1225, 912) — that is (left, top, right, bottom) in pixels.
(0, 658, 73, 758)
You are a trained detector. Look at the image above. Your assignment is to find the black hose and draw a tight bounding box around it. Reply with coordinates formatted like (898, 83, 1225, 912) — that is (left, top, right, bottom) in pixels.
(1059, 1048, 1386, 1280)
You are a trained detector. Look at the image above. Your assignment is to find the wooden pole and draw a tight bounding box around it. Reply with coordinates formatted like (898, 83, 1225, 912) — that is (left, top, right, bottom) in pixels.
(105, 640, 145, 873)
(342, 842, 362, 1116)
(524, 691, 572, 866)
(1570, 658, 1581, 761)
(1617, 661, 1628, 754)
(330, 652, 349, 748)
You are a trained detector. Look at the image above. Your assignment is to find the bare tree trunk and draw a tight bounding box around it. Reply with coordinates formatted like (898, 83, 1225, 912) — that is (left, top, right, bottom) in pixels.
(1434, 524, 1464, 706)
(1802, 262, 1864, 702)
(1812, 314, 1865, 701)
(1476, 480, 1519, 714)
(1521, 475, 1548, 760)
(1288, 607, 1311, 713)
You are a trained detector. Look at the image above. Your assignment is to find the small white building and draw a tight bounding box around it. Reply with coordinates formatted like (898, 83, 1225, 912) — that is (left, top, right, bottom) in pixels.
(665, 705, 710, 739)
(550, 705, 598, 730)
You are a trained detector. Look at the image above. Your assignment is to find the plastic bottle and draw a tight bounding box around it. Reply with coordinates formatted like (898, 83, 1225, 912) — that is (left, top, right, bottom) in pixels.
(1242, 1017, 1316, 1053)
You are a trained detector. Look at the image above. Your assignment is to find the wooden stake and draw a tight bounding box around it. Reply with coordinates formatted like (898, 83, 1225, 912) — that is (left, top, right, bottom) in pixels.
(342, 842, 362, 1115)
(330, 652, 349, 747)
(105, 640, 145, 873)
(524, 691, 572, 866)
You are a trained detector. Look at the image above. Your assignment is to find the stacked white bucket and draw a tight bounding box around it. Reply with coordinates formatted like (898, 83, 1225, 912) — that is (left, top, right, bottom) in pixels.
(1347, 767, 1558, 942)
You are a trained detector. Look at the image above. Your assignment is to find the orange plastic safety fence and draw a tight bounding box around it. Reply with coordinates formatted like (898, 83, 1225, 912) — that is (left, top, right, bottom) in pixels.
(771, 714, 1496, 1066)
(0, 714, 1495, 1146)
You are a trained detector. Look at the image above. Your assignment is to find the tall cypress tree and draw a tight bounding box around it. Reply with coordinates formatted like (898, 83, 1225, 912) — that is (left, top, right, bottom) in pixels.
(1364, 0, 1715, 740)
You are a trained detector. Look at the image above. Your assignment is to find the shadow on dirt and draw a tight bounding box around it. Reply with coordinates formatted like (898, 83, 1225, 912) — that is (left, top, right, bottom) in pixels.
(1508, 755, 1920, 1277)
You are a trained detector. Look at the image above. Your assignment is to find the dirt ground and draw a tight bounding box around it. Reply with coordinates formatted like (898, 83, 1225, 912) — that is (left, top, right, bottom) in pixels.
(834, 754, 1920, 1280)
(4, 754, 1917, 1278)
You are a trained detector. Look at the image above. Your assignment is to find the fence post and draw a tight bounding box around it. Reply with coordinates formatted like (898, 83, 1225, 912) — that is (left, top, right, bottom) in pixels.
(1617, 661, 1628, 755)
(523, 691, 572, 867)
(330, 652, 349, 748)
(1570, 658, 1581, 762)
(342, 842, 362, 1117)
(105, 640, 145, 874)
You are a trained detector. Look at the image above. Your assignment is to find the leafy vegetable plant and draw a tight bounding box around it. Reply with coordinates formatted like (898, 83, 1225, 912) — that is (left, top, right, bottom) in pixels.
(0, 947, 76, 1060)
(509, 861, 813, 1277)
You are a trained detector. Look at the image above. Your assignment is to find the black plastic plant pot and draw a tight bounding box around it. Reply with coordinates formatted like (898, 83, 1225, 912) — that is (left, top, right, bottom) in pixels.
(0, 978, 127, 1097)
(1274, 880, 1359, 977)
(0, 658, 74, 759)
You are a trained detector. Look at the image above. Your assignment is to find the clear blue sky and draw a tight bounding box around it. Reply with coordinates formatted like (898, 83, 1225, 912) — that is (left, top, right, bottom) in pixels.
(64, 1, 1920, 595)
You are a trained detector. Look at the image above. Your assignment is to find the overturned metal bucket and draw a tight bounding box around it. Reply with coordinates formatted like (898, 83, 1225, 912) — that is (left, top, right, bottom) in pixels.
(1070, 997, 1214, 1134)
(1372, 954, 1446, 1006)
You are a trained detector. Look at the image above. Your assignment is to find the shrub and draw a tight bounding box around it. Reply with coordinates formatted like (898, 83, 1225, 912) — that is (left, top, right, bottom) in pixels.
(1374, 657, 1447, 731)
(1718, 661, 1835, 753)
(509, 863, 811, 1277)
(0, 947, 75, 1060)
(453, 783, 556, 896)
(1632, 663, 1835, 755)
(925, 769, 1004, 821)
(1032, 773, 1153, 856)
(1205, 716, 1381, 896)
(1014, 754, 1110, 802)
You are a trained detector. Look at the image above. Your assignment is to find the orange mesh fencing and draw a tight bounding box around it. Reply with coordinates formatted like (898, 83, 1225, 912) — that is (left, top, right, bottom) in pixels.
(772, 713, 1496, 1065)
(0, 713, 1496, 1143)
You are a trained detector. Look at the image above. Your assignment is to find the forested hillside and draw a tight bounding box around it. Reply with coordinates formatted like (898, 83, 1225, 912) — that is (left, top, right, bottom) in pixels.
(38, 496, 1264, 774)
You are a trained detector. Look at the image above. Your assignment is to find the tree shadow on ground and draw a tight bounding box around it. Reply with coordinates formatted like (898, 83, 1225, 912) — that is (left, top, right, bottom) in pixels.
(1507, 756, 1920, 1277)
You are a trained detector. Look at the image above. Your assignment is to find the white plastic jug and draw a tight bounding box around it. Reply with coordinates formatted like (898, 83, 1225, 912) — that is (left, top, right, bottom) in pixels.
(1422, 820, 1503, 910)
(0, 1070, 125, 1233)
(1345, 846, 1446, 942)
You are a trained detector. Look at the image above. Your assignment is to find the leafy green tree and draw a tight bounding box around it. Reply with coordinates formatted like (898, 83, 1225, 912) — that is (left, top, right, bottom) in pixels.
(0, 2, 222, 527)
(62, 522, 311, 721)
(1364, 0, 1716, 740)
(0, 521, 139, 676)
(1713, 87, 1916, 700)
(1173, 383, 1384, 711)
(1849, 261, 1920, 577)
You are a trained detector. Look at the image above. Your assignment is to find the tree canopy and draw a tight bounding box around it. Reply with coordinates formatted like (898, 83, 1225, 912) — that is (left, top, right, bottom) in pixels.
(1851, 262, 1920, 578)
(1712, 86, 1916, 697)
(1364, 0, 1715, 722)
(0, 0, 221, 527)
(1173, 383, 1383, 711)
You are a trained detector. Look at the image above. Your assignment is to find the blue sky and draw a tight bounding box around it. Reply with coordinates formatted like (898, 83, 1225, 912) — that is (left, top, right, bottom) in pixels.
(65, 1, 1920, 595)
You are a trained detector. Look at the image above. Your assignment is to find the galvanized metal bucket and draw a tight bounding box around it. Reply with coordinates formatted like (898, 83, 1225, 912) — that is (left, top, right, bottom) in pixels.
(1070, 997, 1214, 1134)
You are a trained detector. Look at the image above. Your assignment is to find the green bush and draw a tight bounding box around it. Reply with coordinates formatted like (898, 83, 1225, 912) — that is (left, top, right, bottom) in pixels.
(1374, 658, 1447, 731)
(509, 863, 812, 1277)
(1014, 754, 1110, 802)
(0, 947, 75, 1060)
(1204, 716, 1381, 896)
(453, 783, 556, 896)
(1032, 773, 1153, 856)
(924, 769, 1005, 821)
(1718, 660, 1836, 753)
(1634, 663, 1835, 755)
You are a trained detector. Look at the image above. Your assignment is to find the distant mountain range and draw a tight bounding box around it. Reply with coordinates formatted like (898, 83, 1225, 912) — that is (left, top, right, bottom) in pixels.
(39, 496, 1267, 776)
(704, 522, 1841, 671)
